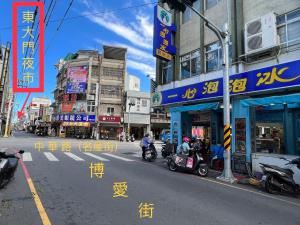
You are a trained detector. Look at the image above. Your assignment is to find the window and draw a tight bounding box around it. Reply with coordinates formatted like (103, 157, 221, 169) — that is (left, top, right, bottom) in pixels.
(136, 105, 140, 112)
(277, 9, 300, 50)
(129, 98, 136, 105)
(180, 49, 201, 80)
(107, 107, 114, 115)
(91, 66, 99, 77)
(102, 67, 123, 80)
(205, 42, 222, 72)
(142, 99, 147, 107)
(90, 83, 97, 93)
(162, 60, 173, 84)
(87, 100, 95, 113)
(182, 0, 200, 24)
(137, 98, 140, 105)
(100, 85, 121, 97)
(205, 0, 221, 10)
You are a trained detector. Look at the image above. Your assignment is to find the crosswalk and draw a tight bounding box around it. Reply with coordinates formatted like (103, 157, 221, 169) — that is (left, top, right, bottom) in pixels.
(21, 151, 135, 163)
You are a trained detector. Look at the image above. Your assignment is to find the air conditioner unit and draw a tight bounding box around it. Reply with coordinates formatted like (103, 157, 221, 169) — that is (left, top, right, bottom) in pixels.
(245, 13, 278, 54)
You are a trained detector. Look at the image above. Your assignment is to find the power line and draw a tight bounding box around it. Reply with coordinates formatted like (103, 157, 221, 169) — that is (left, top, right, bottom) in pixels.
(0, 1, 157, 31)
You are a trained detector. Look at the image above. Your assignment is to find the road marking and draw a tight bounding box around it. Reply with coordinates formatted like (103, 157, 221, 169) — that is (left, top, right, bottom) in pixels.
(22, 152, 32, 161)
(64, 152, 84, 161)
(19, 158, 52, 225)
(199, 177, 300, 207)
(83, 152, 110, 161)
(44, 152, 59, 161)
(102, 153, 134, 162)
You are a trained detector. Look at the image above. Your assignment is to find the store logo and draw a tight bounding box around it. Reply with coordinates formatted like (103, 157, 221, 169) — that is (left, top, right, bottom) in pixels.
(152, 92, 162, 107)
(157, 5, 171, 26)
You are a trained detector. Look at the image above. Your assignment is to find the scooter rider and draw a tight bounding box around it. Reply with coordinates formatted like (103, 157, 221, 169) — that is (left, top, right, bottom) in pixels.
(176, 137, 190, 156)
(141, 133, 151, 160)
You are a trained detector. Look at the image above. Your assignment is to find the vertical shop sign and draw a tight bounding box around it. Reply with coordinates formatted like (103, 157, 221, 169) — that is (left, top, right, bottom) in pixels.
(153, 5, 176, 61)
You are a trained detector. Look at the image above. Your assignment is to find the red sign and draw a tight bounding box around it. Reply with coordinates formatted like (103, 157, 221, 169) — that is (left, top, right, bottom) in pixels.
(61, 103, 74, 113)
(98, 116, 121, 123)
(12, 2, 44, 93)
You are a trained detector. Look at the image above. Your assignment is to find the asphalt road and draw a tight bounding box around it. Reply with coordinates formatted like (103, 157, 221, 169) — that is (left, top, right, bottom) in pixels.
(0, 131, 300, 225)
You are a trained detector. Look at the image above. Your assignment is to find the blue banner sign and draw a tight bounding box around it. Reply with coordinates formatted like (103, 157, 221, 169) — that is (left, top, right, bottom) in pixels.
(158, 60, 300, 105)
(153, 5, 176, 61)
(56, 114, 96, 122)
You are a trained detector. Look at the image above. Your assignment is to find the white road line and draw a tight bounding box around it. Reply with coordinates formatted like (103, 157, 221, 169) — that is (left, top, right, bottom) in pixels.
(83, 153, 110, 161)
(102, 153, 134, 162)
(22, 152, 32, 161)
(44, 152, 59, 161)
(64, 152, 85, 161)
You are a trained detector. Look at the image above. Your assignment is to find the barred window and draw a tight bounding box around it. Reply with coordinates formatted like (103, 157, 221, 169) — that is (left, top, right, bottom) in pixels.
(100, 85, 121, 96)
(102, 67, 123, 79)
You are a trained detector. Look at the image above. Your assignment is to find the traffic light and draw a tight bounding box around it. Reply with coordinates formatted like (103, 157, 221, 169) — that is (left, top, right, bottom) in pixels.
(161, 0, 197, 12)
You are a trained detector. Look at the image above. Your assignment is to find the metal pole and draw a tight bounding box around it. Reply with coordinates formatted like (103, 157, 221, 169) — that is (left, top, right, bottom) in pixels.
(95, 83, 99, 140)
(3, 92, 13, 137)
(216, 23, 236, 183)
(127, 104, 131, 135)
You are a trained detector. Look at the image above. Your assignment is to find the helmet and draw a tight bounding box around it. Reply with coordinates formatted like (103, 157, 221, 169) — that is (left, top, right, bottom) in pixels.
(183, 137, 190, 143)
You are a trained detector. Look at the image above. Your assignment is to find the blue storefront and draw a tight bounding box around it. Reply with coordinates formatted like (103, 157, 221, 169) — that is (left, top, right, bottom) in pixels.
(154, 60, 300, 168)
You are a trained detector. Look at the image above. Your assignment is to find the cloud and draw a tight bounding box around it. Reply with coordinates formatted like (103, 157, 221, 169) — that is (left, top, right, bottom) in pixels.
(81, 0, 154, 50)
(127, 60, 155, 78)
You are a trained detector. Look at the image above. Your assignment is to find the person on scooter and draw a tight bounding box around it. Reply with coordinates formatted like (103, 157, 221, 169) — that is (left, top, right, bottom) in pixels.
(141, 133, 151, 160)
(176, 137, 190, 156)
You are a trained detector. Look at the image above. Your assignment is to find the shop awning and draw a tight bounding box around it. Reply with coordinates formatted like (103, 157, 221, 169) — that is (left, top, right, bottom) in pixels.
(241, 93, 300, 107)
(170, 102, 219, 113)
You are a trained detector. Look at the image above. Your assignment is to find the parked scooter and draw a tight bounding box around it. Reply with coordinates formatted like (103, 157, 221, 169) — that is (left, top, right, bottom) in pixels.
(130, 134, 135, 142)
(144, 143, 157, 162)
(120, 135, 124, 142)
(126, 135, 130, 142)
(260, 157, 300, 195)
(167, 146, 208, 177)
(0, 149, 25, 188)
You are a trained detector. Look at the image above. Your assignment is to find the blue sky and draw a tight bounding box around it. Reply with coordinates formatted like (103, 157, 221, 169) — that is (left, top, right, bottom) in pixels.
(0, 0, 156, 114)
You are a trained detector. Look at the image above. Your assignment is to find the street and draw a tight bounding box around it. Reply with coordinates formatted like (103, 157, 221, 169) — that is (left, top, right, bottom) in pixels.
(0, 132, 299, 225)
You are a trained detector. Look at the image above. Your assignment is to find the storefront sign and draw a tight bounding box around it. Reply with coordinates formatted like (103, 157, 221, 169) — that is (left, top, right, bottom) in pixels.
(153, 5, 176, 61)
(158, 60, 300, 105)
(98, 116, 121, 123)
(66, 66, 88, 93)
(62, 122, 90, 127)
(56, 114, 95, 122)
(72, 101, 87, 113)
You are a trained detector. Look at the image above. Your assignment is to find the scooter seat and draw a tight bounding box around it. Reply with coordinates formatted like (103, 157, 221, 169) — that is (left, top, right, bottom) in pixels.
(8, 158, 18, 169)
(265, 164, 294, 175)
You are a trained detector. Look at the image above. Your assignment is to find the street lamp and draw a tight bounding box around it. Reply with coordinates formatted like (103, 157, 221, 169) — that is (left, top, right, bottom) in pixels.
(162, 0, 236, 183)
(127, 101, 135, 136)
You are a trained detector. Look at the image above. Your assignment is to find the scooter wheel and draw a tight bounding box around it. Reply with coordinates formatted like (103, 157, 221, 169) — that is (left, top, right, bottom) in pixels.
(265, 175, 279, 194)
(196, 165, 208, 177)
(168, 160, 177, 171)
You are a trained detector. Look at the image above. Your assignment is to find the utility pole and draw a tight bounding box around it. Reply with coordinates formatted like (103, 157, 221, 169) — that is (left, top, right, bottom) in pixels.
(127, 101, 135, 136)
(95, 83, 100, 140)
(162, 0, 236, 183)
(3, 91, 13, 138)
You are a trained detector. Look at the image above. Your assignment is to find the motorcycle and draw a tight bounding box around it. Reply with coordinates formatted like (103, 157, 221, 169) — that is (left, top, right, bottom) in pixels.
(143, 143, 157, 162)
(130, 135, 135, 142)
(126, 135, 130, 142)
(0, 150, 25, 188)
(260, 157, 300, 195)
(167, 147, 208, 177)
(120, 135, 124, 142)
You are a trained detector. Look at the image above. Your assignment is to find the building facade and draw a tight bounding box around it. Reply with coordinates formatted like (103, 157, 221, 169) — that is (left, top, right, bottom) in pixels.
(124, 90, 151, 139)
(125, 74, 140, 91)
(53, 46, 126, 139)
(154, 0, 300, 171)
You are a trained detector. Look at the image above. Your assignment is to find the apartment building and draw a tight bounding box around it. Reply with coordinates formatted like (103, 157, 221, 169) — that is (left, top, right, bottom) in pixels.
(154, 0, 300, 171)
(53, 46, 126, 139)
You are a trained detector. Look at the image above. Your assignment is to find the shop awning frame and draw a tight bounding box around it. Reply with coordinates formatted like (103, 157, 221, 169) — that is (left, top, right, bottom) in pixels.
(241, 93, 300, 107)
(170, 102, 219, 113)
